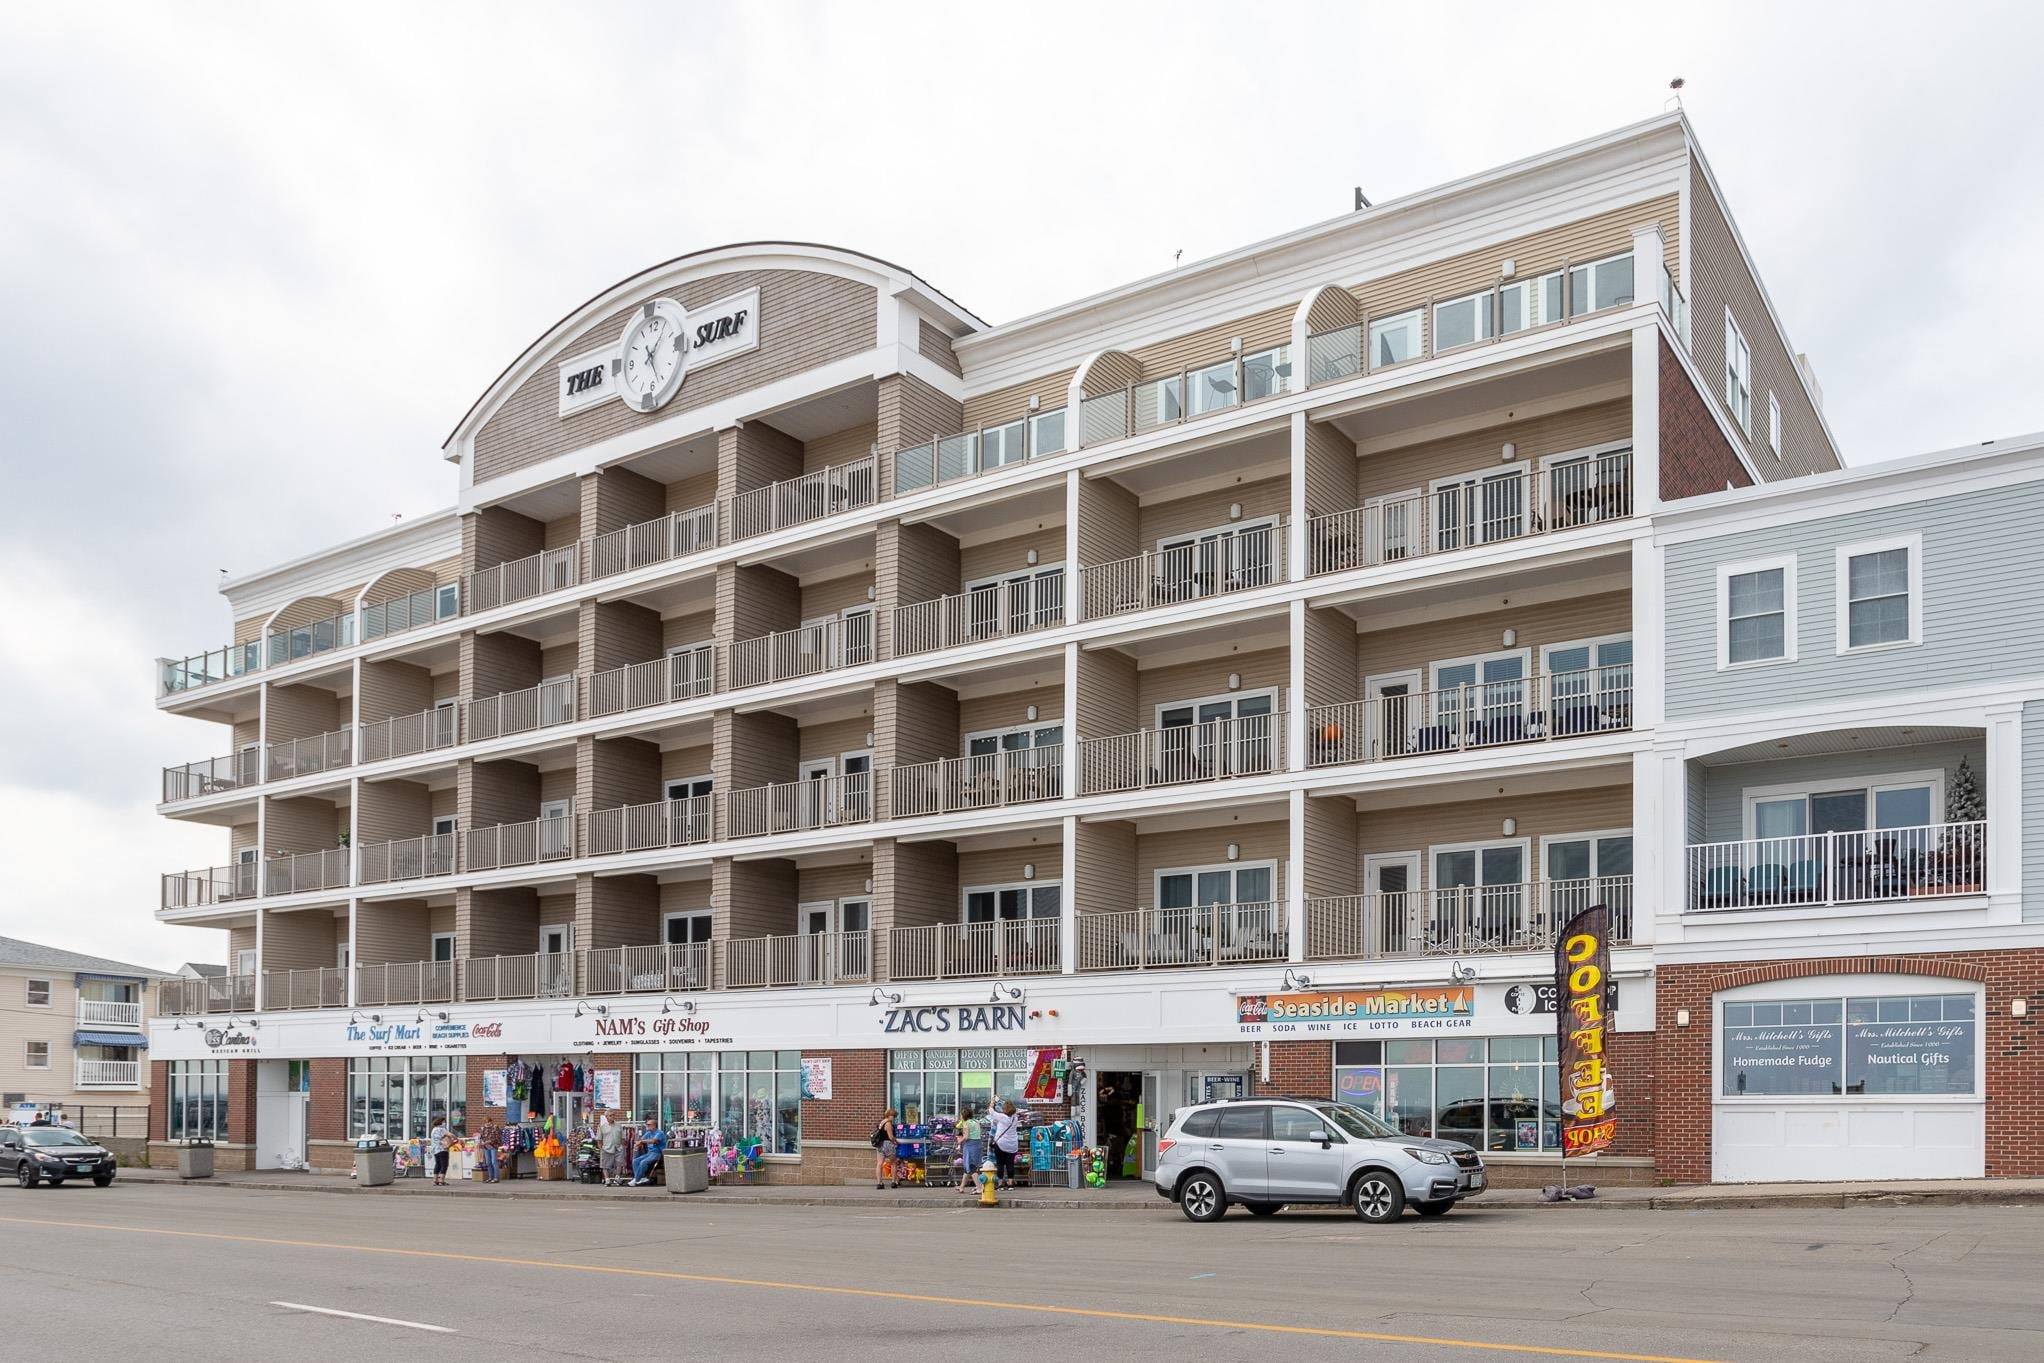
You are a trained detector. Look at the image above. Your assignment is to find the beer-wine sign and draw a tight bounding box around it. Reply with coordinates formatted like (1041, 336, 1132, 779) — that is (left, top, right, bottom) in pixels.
(1555, 905, 1617, 1156)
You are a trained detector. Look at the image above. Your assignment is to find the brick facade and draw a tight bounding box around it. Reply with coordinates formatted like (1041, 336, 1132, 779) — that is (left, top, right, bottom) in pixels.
(1658, 336, 1753, 501)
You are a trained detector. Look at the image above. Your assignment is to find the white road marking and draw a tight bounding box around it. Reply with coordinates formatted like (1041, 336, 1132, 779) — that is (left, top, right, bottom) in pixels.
(270, 1302, 456, 1333)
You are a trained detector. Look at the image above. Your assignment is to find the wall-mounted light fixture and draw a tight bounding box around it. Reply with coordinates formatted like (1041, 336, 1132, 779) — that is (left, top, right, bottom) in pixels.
(1228, 502, 1244, 520)
(1502, 628, 1516, 647)
(1226, 843, 1240, 861)
(990, 982, 1024, 1003)
(866, 585, 877, 602)
(349, 1012, 382, 1027)
(1022, 864, 1035, 880)
(1675, 1008, 1691, 1027)
(1026, 704, 1038, 721)
(1500, 258, 1517, 279)
(573, 1001, 610, 1019)
(865, 731, 875, 748)
(868, 988, 902, 1007)
(1282, 968, 1314, 991)
(1025, 549, 1038, 566)
(1229, 336, 1243, 355)
(1027, 394, 1041, 411)
(2014, 999, 2030, 1018)
(864, 877, 874, 895)
(1501, 441, 1517, 462)
(1227, 673, 1241, 690)
(415, 1009, 449, 1024)
(1502, 818, 1516, 836)
(661, 997, 697, 1016)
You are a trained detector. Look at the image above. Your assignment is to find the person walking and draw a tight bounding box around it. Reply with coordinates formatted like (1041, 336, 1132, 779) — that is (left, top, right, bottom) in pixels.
(955, 1106, 984, 1194)
(989, 1101, 1022, 1189)
(872, 1108, 898, 1189)
(629, 1119, 666, 1186)
(475, 1119, 503, 1183)
(599, 1109, 626, 1186)
(429, 1113, 453, 1187)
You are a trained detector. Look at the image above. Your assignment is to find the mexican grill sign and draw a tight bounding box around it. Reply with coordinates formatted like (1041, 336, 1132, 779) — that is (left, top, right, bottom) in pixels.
(1555, 904, 1617, 1156)
(556, 286, 761, 418)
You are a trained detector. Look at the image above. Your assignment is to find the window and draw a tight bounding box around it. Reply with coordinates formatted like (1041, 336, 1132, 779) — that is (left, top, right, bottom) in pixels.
(978, 418, 1027, 471)
(1724, 310, 1752, 432)
(963, 882, 1062, 922)
(1241, 345, 1291, 402)
(25, 978, 50, 1007)
(1429, 649, 1529, 736)
(435, 582, 461, 619)
(1367, 309, 1423, 367)
(1136, 374, 1183, 428)
(1270, 1105, 1338, 1142)
(1155, 519, 1277, 600)
(168, 1059, 228, 1141)
(1499, 271, 1563, 335)
(1836, 536, 1921, 652)
(1155, 689, 1279, 779)
(1768, 393, 1782, 457)
(713, 1051, 801, 1155)
(1717, 556, 1796, 668)
(1156, 862, 1278, 957)
(1744, 772, 1942, 842)
(1568, 252, 1635, 316)
(346, 1056, 466, 1140)
(663, 910, 712, 946)
(1721, 993, 1977, 1097)
(1432, 290, 1495, 352)
(1179, 1108, 1220, 1138)
(1336, 1038, 1563, 1151)
(887, 1047, 1035, 1126)
(1542, 635, 1633, 735)
(963, 565, 1065, 636)
(1542, 832, 1635, 937)
(25, 1041, 50, 1069)
(1028, 407, 1067, 458)
(1213, 1105, 1269, 1140)
(430, 933, 456, 963)
(668, 641, 715, 697)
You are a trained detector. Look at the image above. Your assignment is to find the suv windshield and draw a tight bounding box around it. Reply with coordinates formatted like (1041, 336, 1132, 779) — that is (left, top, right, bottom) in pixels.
(23, 1129, 91, 1148)
(1319, 1103, 1399, 1140)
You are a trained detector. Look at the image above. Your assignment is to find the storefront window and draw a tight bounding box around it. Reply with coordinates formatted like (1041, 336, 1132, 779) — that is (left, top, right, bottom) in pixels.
(1721, 994, 1976, 1098)
(167, 1059, 228, 1142)
(346, 1056, 466, 1139)
(634, 1053, 714, 1125)
(639, 1051, 802, 1154)
(887, 1047, 1033, 1123)
(1336, 1038, 1561, 1151)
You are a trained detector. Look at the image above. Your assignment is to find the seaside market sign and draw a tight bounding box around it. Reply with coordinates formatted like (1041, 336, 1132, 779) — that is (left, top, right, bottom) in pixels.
(556, 286, 760, 417)
(1235, 985, 1476, 1037)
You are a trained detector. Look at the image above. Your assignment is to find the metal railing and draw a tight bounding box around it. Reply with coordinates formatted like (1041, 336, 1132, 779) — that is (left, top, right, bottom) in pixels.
(76, 998, 143, 1028)
(464, 815, 575, 871)
(1305, 326, 1364, 385)
(1079, 712, 1285, 795)
(1305, 878, 1634, 961)
(158, 973, 255, 1016)
(730, 456, 877, 540)
(585, 942, 713, 995)
(75, 1060, 142, 1089)
(266, 612, 355, 668)
(357, 832, 458, 885)
(1307, 666, 1633, 767)
(1686, 822, 1985, 912)
(161, 861, 260, 910)
(1076, 903, 1287, 971)
(264, 848, 351, 896)
(468, 677, 576, 742)
(355, 959, 457, 1006)
(587, 796, 714, 855)
(1079, 523, 1285, 620)
(461, 952, 575, 1002)
(894, 410, 1070, 495)
(1076, 347, 1294, 449)
(359, 704, 460, 762)
(589, 645, 715, 717)
(466, 544, 579, 614)
(890, 749, 1063, 818)
(262, 967, 347, 1011)
(727, 772, 874, 837)
(728, 613, 873, 689)
(724, 930, 872, 988)
(1658, 263, 1689, 343)
(362, 584, 455, 640)
(266, 727, 353, 781)
(589, 502, 719, 579)
(159, 640, 263, 696)
(163, 750, 260, 803)
(891, 573, 1066, 659)
(1307, 452, 1633, 576)
(888, 920, 1061, 982)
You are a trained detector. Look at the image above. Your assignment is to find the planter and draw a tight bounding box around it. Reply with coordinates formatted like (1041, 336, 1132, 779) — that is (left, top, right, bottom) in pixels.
(354, 1147, 394, 1186)
(665, 1149, 708, 1194)
(534, 1154, 567, 1181)
(176, 1143, 214, 1179)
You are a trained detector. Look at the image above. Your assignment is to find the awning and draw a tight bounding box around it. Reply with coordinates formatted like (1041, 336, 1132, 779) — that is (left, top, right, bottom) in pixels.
(74, 971, 146, 987)
(74, 1031, 146, 1050)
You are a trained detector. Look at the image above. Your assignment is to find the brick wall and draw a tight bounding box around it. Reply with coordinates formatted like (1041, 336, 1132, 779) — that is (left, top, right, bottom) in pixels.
(1250, 1040, 1334, 1097)
(800, 1048, 888, 1141)
(1659, 337, 1754, 501)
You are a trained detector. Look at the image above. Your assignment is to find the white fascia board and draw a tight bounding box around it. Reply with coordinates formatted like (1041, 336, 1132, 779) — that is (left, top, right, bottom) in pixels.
(1651, 914, 2044, 965)
(219, 507, 462, 617)
(1661, 676, 2044, 758)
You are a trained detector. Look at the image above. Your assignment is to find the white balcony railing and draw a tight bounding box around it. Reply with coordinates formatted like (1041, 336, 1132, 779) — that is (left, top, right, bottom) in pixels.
(728, 613, 873, 690)
(163, 750, 260, 803)
(589, 645, 715, 717)
(468, 677, 576, 742)
(724, 930, 872, 988)
(1305, 878, 1634, 961)
(1079, 712, 1285, 795)
(266, 727, 353, 782)
(355, 959, 457, 1006)
(1079, 523, 1285, 621)
(1075, 347, 1294, 449)
(1307, 452, 1633, 576)
(263, 966, 347, 1011)
(893, 409, 1070, 495)
(727, 772, 874, 838)
(266, 612, 355, 668)
(76, 998, 143, 1028)
(466, 545, 579, 614)
(589, 502, 718, 579)
(1076, 903, 1287, 971)
(359, 703, 460, 762)
(465, 815, 575, 872)
(357, 832, 458, 885)
(890, 749, 1063, 818)
(888, 920, 1061, 982)
(461, 952, 575, 1002)
(1308, 665, 1634, 767)
(585, 942, 713, 995)
(264, 848, 351, 897)
(1686, 822, 1985, 913)
(75, 1059, 142, 1089)
(161, 861, 260, 910)
(158, 973, 256, 1017)
(730, 456, 877, 541)
(891, 573, 1066, 659)
(587, 796, 715, 855)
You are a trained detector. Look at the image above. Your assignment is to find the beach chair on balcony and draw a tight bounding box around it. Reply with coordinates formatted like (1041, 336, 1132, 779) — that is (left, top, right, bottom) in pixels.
(1698, 865, 1744, 908)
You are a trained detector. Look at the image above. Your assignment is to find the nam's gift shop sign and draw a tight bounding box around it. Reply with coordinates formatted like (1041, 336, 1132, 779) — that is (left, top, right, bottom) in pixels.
(1236, 986, 1475, 1035)
(1555, 905, 1618, 1157)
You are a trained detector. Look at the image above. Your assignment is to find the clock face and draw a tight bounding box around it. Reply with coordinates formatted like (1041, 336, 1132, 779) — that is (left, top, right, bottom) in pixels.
(617, 298, 689, 411)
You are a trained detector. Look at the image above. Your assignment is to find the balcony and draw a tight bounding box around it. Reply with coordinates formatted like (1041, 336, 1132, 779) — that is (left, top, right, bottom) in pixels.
(890, 750, 1063, 818)
(589, 502, 718, 579)
(1308, 665, 1633, 767)
(76, 998, 143, 1029)
(355, 959, 456, 1006)
(727, 772, 874, 838)
(1076, 903, 1287, 971)
(265, 612, 355, 668)
(357, 832, 458, 885)
(465, 814, 575, 871)
(159, 640, 262, 696)
(1077, 346, 1294, 448)
(163, 751, 259, 803)
(75, 1059, 141, 1089)
(159, 973, 256, 1016)
(891, 574, 1066, 660)
(468, 677, 576, 742)
(264, 848, 350, 897)
(587, 796, 714, 855)
(1307, 451, 1633, 576)
(359, 704, 459, 762)
(1685, 822, 1985, 913)
(361, 582, 457, 640)
(585, 942, 712, 995)
(724, 929, 872, 988)
(466, 545, 578, 614)
(263, 966, 346, 1011)
(462, 951, 574, 1001)
(161, 861, 259, 910)
(1305, 878, 1634, 960)
(890, 921, 1061, 982)
(266, 727, 353, 782)
(894, 410, 1069, 496)
(1079, 712, 1285, 795)
(730, 456, 876, 541)
(1079, 523, 1285, 622)
(729, 614, 874, 690)
(589, 644, 715, 717)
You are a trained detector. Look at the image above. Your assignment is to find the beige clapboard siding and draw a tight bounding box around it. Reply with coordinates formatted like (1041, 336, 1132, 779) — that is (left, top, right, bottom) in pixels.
(537, 643, 577, 680)
(355, 900, 430, 966)
(917, 319, 963, 379)
(585, 736, 660, 812)
(1128, 306, 1294, 383)
(1303, 608, 1358, 708)
(233, 717, 260, 750)
(798, 862, 871, 907)
(877, 372, 965, 453)
(659, 744, 714, 785)
(1075, 477, 1138, 567)
(800, 716, 874, 766)
(802, 420, 877, 477)
(958, 523, 1065, 582)
(261, 910, 342, 971)
(1355, 398, 1631, 507)
(1358, 590, 1631, 685)
(430, 786, 457, 817)
(465, 506, 546, 576)
(719, 420, 803, 500)
(474, 269, 879, 485)
(582, 466, 664, 540)
(467, 758, 540, 831)
(265, 796, 342, 856)
(662, 610, 715, 652)
(457, 885, 537, 961)
(1139, 477, 1288, 549)
(265, 683, 345, 742)
(542, 514, 579, 552)
(1074, 649, 1137, 739)
(659, 881, 714, 916)
(360, 659, 433, 724)
(801, 572, 876, 619)
(362, 567, 438, 607)
(957, 840, 1063, 893)
(1356, 785, 1633, 887)
(1304, 795, 1359, 899)
(957, 687, 1064, 741)
(879, 840, 957, 938)
(1136, 647, 1287, 720)
(664, 469, 718, 517)
(960, 368, 1078, 431)
(358, 780, 430, 846)
(715, 711, 798, 797)
(1073, 820, 1135, 916)
(537, 766, 574, 807)
(1133, 821, 1287, 905)
(231, 822, 258, 854)
(579, 875, 659, 951)
(876, 680, 959, 772)
(270, 595, 346, 632)
(235, 614, 267, 646)
(1303, 421, 1356, 521)
(582, 599, 660, 676)
(716, 856, 797, 941)
(460, 631, 536, 704)
(876, 522, 962, 629)
(229, 925, 256, 960)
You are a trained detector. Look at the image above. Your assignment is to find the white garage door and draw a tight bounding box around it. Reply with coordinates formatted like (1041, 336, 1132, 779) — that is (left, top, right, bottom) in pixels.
(1713, 978, 1984, 1183)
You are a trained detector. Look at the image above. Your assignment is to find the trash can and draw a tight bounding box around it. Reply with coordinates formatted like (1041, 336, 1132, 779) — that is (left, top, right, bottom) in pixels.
(354, 1142, 395, 1187)
(1066, 1152, 1082, 1190)
(665, 1148, 709, 1194)
(176, 1141, 214, 1180)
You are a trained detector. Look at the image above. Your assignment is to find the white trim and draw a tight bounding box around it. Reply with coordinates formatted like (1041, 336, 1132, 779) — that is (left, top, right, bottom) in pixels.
(959, 881, 1064, 923)
(1535, 827, 1634, 879)
(1424, 838, 1532, 890)
(797, 900, 836, 935)
(661, 908, 712, 944)
(1833, 532, 1923, 655)
(1738, 768, 1947, 842)
(1539, 632, 1633, 674)
(1722, 305, 1752, 434)
(24, 978, 52, 1009)
(1715, 553, 1797, 671)
(1767, 392, 1782, 458)
(24, 1041, 51, 1070)
(1712, 973, 1986, 1104)
(1362, 850, 1421, 895)
(962, 720, 1063, 760)
(1536, 437, 1634, 471)
(429, 932, 457, 964)
(538, 923, 574, 956)
(1151, 860, 1280, 912)
(1425, 647, 1532, 691)
(1151, 686, 1280, 731)
(1152, 517, 1278, 558)
(665, 774, 713, 801)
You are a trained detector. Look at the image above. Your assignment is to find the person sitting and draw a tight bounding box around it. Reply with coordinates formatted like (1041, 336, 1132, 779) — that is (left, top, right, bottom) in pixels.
(629, 1120, 667, 1186)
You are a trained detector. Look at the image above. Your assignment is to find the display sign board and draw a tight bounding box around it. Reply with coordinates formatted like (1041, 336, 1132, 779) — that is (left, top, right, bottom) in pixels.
(1555, 906, 1617, 1156)
(556, 286, 760, 417)
(1236, 986, 1474, 1036)
(799, 1057, 832, 1100)
(594, 1069, 621, 1109)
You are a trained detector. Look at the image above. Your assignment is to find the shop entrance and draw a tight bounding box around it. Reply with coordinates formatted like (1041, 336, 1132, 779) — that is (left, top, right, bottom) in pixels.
(1095, 1071, 1144, 1180)
(1076, 1044, 1256, 1180)
(253, 1059, 307, 1170)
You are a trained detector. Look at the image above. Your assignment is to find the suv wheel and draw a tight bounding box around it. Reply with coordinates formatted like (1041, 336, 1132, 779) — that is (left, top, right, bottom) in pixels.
(93, 1174, 115, 1187)
(16, 1162, 39, 1189)
(1351, 1171, 1405, 1223)
(1178, 1172, 1227, 1222)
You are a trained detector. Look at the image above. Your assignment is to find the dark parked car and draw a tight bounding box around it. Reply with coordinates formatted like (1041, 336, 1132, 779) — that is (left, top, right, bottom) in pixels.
(2, 1126, 118, 1187)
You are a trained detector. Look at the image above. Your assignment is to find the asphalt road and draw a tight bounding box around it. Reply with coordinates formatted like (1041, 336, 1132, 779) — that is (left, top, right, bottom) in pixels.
(1, 1183, 2039, 1362)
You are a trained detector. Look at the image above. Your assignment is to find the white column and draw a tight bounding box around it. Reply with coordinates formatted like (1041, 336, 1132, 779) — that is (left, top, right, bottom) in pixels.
(1630, 536, 1665, 732)
(1286, 788, 1306, 963)
(1286, 599, 1307, 773)
(1064, 469, 1083, 626)
(1287, 411, 1309, 583)
(1647, 745, 1688, 946)
(1629, 319, 1662, 512)
(1059, 815, 1078, 975)
(346, 897, 360, 1007)
(1986, 704, 2024, 904)
(252, 907, 266, 1014)
(1062, 641, 1081, 802)
(253, 681, 269, 1012)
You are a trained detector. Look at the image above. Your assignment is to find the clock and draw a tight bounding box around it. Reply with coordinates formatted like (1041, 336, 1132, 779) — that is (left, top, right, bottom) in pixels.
(615, 298, 689, 411)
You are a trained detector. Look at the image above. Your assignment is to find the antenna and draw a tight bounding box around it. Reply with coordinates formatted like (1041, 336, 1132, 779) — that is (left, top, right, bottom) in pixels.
(1173, 249, 1183, 267)
(1354, 188, 1373, 211)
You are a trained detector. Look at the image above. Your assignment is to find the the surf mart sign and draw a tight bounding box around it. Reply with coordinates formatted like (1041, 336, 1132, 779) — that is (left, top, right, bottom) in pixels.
(556, 286, 761, 417)
(157, 1007, 728, 1061)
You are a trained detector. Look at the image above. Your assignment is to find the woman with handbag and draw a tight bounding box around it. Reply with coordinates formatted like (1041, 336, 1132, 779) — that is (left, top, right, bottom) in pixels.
(872, 1108, 899, 1189)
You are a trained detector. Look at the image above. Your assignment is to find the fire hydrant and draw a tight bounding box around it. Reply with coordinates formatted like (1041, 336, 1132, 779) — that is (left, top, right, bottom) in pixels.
(976, 1159, 999, 1207)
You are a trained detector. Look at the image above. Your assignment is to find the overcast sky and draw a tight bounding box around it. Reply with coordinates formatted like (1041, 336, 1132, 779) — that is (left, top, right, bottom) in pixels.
(2, 1, 2038, 970)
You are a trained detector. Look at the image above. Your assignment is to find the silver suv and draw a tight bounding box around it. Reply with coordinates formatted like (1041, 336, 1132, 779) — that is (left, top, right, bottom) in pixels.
(1152, 1097, 1485, 1223)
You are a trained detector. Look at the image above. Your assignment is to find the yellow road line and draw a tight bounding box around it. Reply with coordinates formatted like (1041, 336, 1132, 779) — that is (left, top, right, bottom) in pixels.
(0, 1213, 1725, 1363)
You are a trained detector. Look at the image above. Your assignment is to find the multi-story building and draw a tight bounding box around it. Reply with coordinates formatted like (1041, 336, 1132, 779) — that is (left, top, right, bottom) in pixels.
(2, 935, 163, 1116)
(143, 111, 2039, 1185)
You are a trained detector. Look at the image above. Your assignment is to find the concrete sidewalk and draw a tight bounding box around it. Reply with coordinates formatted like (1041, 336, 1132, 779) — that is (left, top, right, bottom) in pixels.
(114, 1164, 2044, 1211)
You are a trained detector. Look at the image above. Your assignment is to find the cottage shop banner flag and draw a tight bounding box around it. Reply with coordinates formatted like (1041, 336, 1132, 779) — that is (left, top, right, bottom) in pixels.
(1554, 905, 1617, 1156)
(1023, 1048, 1062, 1102)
